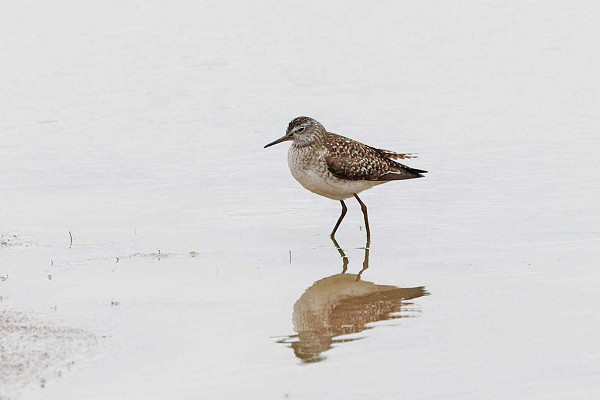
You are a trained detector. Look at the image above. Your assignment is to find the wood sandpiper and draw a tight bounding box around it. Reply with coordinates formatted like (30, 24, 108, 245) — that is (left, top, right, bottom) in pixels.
(264, 116, 426, 241)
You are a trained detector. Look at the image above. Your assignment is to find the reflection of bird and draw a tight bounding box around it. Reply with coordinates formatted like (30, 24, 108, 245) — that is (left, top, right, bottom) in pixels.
(264, 116, 426, 240)
(282, 273, 427, 363)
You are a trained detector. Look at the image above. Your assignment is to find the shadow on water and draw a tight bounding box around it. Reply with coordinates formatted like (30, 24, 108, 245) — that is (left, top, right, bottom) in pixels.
(278, 238, 428, 363)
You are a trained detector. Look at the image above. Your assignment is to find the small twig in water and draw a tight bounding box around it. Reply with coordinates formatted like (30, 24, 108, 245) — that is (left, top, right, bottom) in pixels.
(68, 231, 73, 247)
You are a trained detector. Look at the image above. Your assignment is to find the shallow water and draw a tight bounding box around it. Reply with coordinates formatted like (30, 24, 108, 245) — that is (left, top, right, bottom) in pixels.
(1, 1, 599, 399)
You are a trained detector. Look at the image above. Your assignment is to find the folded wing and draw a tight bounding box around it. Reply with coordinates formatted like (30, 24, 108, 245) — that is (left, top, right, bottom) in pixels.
(324, 133, 427, 182)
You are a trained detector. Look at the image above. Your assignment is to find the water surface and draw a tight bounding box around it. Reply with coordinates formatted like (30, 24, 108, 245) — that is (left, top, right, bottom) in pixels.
(1, 1, 599, 399)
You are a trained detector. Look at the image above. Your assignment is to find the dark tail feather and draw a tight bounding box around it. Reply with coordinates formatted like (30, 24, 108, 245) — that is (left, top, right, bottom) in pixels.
(380, 164, 427, 181)
(406, 166, 427, 175)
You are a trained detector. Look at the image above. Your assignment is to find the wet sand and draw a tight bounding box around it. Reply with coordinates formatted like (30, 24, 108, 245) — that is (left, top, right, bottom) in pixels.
(1, 1, 599, 399)
(0, 309, 98, 400)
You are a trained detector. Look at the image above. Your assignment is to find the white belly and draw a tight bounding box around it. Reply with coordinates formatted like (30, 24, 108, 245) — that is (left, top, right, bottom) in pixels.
(288, 146, 381, 200)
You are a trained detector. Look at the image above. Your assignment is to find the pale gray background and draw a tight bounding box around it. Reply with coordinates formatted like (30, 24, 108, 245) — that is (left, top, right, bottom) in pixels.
(1, 1, 599, 399)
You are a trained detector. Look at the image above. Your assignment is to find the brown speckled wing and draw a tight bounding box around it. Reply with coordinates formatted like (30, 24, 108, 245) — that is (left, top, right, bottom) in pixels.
(324, 133, 426, 181)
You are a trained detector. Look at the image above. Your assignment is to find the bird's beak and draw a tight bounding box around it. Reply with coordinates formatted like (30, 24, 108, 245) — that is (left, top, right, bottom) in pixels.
(264, 134, 292, 148)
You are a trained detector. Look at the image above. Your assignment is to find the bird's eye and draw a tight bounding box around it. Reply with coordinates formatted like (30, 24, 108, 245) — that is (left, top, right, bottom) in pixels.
(297, 127, 305, 133)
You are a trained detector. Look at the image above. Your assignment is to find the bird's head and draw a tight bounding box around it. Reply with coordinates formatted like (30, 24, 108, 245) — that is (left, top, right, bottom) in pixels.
(264, 116, 326, 148)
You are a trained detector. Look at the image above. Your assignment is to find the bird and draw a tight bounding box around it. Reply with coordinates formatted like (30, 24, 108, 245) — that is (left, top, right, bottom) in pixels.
(264, 116, 426, 241)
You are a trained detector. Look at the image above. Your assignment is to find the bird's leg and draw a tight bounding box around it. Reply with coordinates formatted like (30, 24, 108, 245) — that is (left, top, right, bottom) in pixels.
(353, 194, 371, 242)
(330, 200, 347, 239)
(356, 239, 370, 281)
(330, 236, 349, 273)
